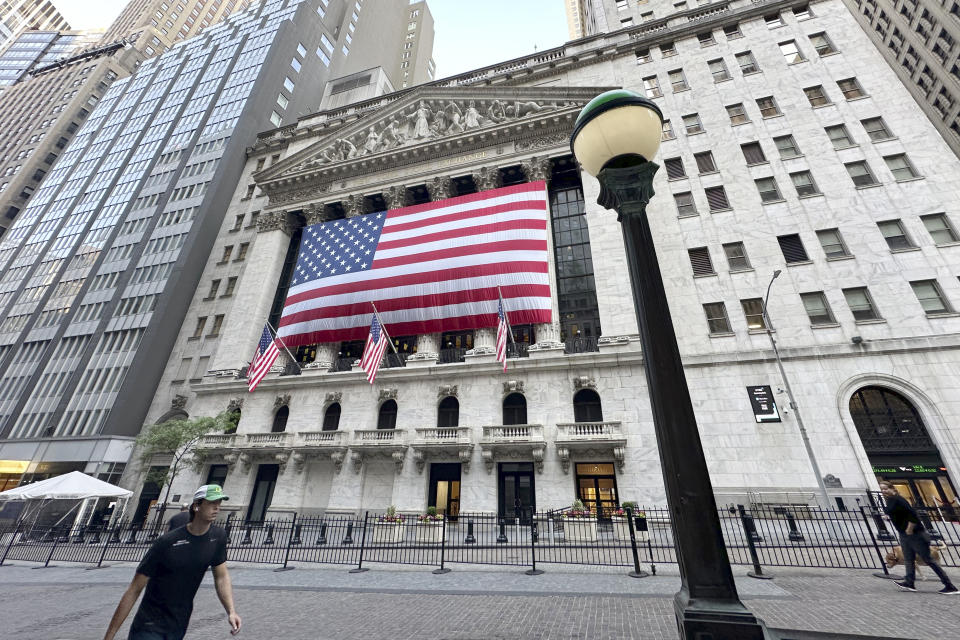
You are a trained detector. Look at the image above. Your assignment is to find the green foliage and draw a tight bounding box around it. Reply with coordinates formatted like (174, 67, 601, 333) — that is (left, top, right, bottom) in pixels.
(426, 506, 438, 517)
(135, 411, 233, 493)
(385, 505, 397, 517)
(572, 498, 585, 511)
(621, 501, 638, 511)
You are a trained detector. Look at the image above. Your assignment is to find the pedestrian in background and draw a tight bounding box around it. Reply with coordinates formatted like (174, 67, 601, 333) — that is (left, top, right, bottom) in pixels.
(167, 503, 191, 532)
(103, 484, 241, 639)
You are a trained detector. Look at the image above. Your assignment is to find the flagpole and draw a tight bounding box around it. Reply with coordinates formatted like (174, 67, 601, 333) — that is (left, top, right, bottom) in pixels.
(497, 286, 516, 345)
(265, 321, 302, 372)
(370, 302, 400, 355)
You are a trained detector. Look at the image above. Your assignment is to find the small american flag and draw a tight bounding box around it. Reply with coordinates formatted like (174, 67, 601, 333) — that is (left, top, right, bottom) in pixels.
(359, 314, 389, 384)
(496, 298, 509, 372)
(248, 325, 280, 392)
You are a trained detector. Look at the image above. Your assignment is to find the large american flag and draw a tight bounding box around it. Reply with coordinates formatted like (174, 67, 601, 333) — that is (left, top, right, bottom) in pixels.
(248, 325, 280, 392)
(277, 182, 552, 345)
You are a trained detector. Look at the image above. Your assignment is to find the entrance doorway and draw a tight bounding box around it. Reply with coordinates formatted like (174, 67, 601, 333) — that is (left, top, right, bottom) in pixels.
(575, 463, 619, 519)
(428, 463, 461, 520)
(246, 464, 279, 522)
(498, 462, 535, 523)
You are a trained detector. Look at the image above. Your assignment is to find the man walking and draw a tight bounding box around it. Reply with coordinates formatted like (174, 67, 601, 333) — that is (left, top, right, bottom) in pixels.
(880, 481, 958, 595)
(104, 484, 242, 639)
(167, 503, 191, 531)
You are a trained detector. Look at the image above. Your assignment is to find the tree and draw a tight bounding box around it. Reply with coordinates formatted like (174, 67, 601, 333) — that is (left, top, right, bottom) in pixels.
(135, 411, 234, 527)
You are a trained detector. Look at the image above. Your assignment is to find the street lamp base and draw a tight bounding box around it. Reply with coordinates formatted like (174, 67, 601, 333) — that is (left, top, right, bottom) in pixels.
(674, 594, 767, 640)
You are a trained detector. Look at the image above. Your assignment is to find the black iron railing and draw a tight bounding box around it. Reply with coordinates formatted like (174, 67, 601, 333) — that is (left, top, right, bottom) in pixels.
(564, 336, 599, 354)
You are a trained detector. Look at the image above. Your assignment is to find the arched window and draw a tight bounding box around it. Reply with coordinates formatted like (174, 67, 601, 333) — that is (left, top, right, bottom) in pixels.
(225, 409, 240, 434)
(271, 406, 289, 433)
(377, 399, 397, 430)
(438, 396, 459, 427)
(573, 389, 603, 423)
(322, 403, 341, 431)
(849, 386, 935, 454)
(502, 393, 527, 425)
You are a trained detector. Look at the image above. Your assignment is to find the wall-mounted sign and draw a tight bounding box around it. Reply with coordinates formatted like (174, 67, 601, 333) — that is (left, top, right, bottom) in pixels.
(871, 464, 946, 475)
(747, 385, 781, 423)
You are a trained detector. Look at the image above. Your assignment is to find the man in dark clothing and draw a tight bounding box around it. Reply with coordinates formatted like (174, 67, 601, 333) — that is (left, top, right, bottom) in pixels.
(104, 484, 241, 639)
(167, 504, 191, 531)
(880, 481, 958, 595)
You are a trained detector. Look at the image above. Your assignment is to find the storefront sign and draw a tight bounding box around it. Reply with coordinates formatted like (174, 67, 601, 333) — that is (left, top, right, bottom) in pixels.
(871, 464, 946, 474)
(747, 385, 780, 423)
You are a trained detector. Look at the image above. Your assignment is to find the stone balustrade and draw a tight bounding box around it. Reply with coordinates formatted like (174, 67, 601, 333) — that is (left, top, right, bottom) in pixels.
(555, 421, 624, 441)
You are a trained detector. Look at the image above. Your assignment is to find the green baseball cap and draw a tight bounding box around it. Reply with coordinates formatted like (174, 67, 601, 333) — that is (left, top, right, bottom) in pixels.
(193, 484, 229, 502)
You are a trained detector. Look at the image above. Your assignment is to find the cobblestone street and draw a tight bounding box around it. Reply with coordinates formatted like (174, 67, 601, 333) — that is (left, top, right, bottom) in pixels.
(0, 561, 956, 639)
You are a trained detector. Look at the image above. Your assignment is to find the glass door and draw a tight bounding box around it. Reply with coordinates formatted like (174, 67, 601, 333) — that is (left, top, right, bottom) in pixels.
(575, 463, 619, 519)
(246, 464, 278, 523)
(498, 463, 535, 524)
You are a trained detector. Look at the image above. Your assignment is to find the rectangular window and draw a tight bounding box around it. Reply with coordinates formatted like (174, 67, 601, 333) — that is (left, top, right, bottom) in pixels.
(694, 151, 717, 174)
(755, 177, 782, 202)
(878, 219, 914, 250)
(754, 96, 780, 119)
(884, 154, 919, 180)
(664, 157, 686, 179)
(741, 142, 767, 165)
(921, 213, 959, 245)
(698, 31, 715, 47)
(192, 316, 207, 338)
(778, 234, 809, 263)
(688, 247, 715, 276)
(674, 191, 697, 217)
(801, 291, 835, 325)
(223, 277, 238, 297)
(636, 48, 651, 64)
(682, 113, 703, 135)
(703, 302, 732, 334)
(736, 51, 759, 74)
(790, 170, 820, 196)
(843, 287, 881, 321)
(669, 69, 689, 92)
(816, 228, 851, 259)
(220, 246, 233, 263)
(741, 298, 766, 329)
(270, 111, 282, 127)
(291, 58, 301, 72)
(804, 85, 830, 106)
(765, 13, 784, 28)
(862, 117, 893, 141)
(207, 280, 220, 298)
(643, 75, 662, 98)
(661, 42, 676, 57)
(277, 94, 289, 109)
(846, 161, 879, 187)
(779, 40, 805, 64)
(838, 77, 865, 100)
(662, 119, 675, 141)
(726, 103, 750, 125)
(724, 24, 742, 39)
(825, 124, 854, 149)
(296, 43, 306, 57)
(233, 215, 244, 231)
(209, 314, 224, 337)
(705, 186, 731, 211)
(235, 243, 249, 261)
(774, 135, 801, 158)
(910, 280, 952, 315)
(809, 32, 836, 56)
(708, 58, 731, 82)
(723, 241, 751, 270)
(794, 4, 813, 19)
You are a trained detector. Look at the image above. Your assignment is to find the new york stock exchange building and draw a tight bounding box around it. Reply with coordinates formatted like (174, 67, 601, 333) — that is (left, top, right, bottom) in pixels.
(140, 0, 960, 523)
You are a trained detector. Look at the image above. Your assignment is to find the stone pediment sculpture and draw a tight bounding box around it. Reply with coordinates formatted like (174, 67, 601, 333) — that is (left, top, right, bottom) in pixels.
(253, 86, 615, 207)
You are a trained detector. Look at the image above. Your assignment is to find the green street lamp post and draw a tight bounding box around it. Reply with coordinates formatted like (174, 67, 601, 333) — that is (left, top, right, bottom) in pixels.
(571, 89, 767, 638)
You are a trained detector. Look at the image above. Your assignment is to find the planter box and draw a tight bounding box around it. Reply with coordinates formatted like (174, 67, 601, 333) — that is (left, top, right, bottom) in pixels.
(371, 522, 406, 544)
(415, 521, 444, 544)
(612, 516, 649, 542)
(563, 517, 597, 543)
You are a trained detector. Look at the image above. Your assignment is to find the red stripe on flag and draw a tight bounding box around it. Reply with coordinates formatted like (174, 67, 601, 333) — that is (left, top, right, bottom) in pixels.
(371, 239, 547, 270)
(385, 182, 547, 219)
(378, 218, 546, 251)
(383, 200, 547, 234)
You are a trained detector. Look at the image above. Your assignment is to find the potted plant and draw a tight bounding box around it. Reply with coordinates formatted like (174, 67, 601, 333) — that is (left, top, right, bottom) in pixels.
(561, 499, 597, 543)
(372, 505, 406, 544)
(612, 501, 648, 542)
(415, 506, 444, 544)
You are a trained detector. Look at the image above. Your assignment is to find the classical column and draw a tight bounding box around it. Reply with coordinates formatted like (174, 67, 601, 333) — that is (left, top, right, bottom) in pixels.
(383, 185, 408, 210)
(471, 166, 501, 192)
(343, 194, 364, 218)
(209, 209, 299, 372)
(425, 175, 454, 201)
(408, 332, 439, 366)
(304, 202, 329, 226)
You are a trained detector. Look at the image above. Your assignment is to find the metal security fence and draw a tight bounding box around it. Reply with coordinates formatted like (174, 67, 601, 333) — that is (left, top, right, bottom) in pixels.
(2, 506, 959, 576)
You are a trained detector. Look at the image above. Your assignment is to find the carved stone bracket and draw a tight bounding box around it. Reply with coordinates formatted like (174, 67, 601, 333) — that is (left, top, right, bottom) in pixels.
(413, 449, 426, 474)
(481, 449, 495, 474)
(384, 185, 408, 209)
(573, 376, 596, 390)
(292, 451, 306, 474)
(459, 448, 472, 474)
(350, 451, 363, 474)
(557, 447, 570, 474)
(378, 388, 398, 402)
(426, 176, 454, 201)
(273, 394, 291, 410)
(471, 166, 502, 191)
(532, 446, 545, 474)
(438, 385, 458, 398)
(239, 452, 252, 474)
(325, 391, 342, 405)
(257, 209, 295, 234)
(520, 156, 552, 183)
(223, 450, 240, 469)
(275, 450, 291, 474)
(392, 450, 405, 473)
(502, 380, 524, 395)
(226, 397, 243, 412)
(343, 194, 364, 218)
(614, 446, 625, 472)
(171, 394, 187, 409)
(331, 450, 345, 474)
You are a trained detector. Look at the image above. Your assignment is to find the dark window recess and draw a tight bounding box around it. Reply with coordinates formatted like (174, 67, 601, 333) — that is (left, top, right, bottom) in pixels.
(705, 186, 730, 211)
(741, 142, 767, 164)
(664, 157, 686, 179)
(330, 74, 372, 94)
(503, 393, 527, 425)
(688, 247, 715, 276)
(377, 399, 398, 430)
(271, 406, 289, 433)
(573, 389, 603, 422)
(322, 403, 341, 431)
(438, 396, 459, 427)
(267, 226, 302, 329)
(778, 234, 809, 263)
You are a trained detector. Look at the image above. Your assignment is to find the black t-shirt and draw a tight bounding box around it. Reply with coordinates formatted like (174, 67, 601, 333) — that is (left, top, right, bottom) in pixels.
(167, 511, 191, 531)
(883, 494, 922, 535)
(131, 525, 227, 637)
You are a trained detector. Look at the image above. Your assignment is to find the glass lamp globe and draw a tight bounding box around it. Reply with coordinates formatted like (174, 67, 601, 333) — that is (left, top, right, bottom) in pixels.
(570, 89, 664, 177)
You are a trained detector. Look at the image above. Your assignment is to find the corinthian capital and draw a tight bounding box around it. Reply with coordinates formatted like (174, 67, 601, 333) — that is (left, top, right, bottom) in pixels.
(521, 156, 553, 183)
(426, 176, 454, 202)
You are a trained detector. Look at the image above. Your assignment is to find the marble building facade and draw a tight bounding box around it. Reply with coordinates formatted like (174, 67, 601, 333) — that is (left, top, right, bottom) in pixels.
(141, 0, 960, 520)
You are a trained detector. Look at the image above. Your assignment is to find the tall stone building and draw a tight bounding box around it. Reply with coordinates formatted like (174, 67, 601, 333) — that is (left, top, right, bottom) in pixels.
(840, 0, 960, 158)
(0, 0, 433, 507)
(139, 0, 960, 524)
(0, 0, 70, 50)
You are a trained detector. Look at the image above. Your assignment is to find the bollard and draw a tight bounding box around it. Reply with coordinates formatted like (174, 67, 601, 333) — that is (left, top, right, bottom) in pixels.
(240, 526, 253, 545)
(785, 511, 804, 542)
(496, 518, 508, 544)
(349, 512, 369, 573)
(343, 521, 354, 545)
(625, 507, 648, 578)
(317, 522, 328, 546)
(524, 510, 543, 576)
(740, 508, 763, 543)
(737, 505, 772, 580)
(291, 524, 303, 546)
(263, 525, 275, 546)
(464, 519, 476, 544)
(432, 515, 451, 574)
(275, 514, 297, 572)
